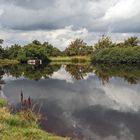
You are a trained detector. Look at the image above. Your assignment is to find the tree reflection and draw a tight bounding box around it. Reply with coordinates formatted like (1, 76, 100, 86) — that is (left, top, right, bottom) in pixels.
(94, 64, 140, 85)
(65, 64, 94, 80)
(0, 63, 140, 84)
(0, 67, 5, 96)
(1, 64, 61, 81)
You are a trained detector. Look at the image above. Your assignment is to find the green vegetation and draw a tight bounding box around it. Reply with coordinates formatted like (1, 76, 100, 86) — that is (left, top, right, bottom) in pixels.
(49, 56, 91, 62)
(0, 98, 68, 140)
(93, 46, 140, 64)
(65, 64, 94, 80)
(0, 40, 62, 63)
(94, 35, 114, 50)
(0, 38, 93, 64)
(18, 42, 49, 63)
(0, 59, 19, 65)
(1, 64, 61, 80)
(0, 36, 140, 64)
(92, 36, 140, 64)
(0, 98, 6, 107)
(64, 39, 93, 56)
(94, 64, 140, 84)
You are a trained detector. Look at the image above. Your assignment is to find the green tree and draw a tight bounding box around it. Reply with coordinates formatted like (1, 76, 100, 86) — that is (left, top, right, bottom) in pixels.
(65, 39, 87, 56)
(64, 39, 92, 56)
(17, 43, 49, 63)
(94, 35, 113, 50)
(124, 36, 139, 47)
(42, 42, 54, 56)
(0, 39, 4, 45)
(32, 40, 42, 45)
(51, 47, 62, 56)
(0, 39, 4, 59)
(42, 42, 62, 56)
(7, 44, 21, 59)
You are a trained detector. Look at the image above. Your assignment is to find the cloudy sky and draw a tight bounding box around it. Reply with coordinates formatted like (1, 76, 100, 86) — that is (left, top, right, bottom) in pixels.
(0, 0, 140, 50)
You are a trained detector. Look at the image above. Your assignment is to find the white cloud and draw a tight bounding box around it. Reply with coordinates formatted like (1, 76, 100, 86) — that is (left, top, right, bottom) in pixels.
(0, 0, 140, 48)
(104, 0, 136, 21)
(50, 66, 74, 83)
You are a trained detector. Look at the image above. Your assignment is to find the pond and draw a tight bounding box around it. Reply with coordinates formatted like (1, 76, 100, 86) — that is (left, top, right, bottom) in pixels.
(0, 63, 140, 140)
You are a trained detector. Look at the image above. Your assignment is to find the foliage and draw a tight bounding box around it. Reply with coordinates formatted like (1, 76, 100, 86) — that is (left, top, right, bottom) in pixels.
(0, 47, 5, 59)
(94, 35, 113, 50)
(0, 39, 4, 45)
(18, 42, 49, 63)
(64, 39, 93, 56)
(1, 36, 140, 64)
(92, 46, 140, 64)
(93, 36, 140, 64)
(94, 64, 140, 85)
(124, 36, 139, 47)
(0, 59, 18, 65)
(65, 64, 93, 80)
(0, 39, 63, 63)
(6, 44, 21, 59)
(0, 98, 6, 107)
(42, 42, 62, 56)
(32, 40, 42, 45)
(0, 102, 68, 140)
(115, 37, 139, 47)
(0, 39, 5, 59)
(1, 64, 61, 80)
(49, 56, 91, 62)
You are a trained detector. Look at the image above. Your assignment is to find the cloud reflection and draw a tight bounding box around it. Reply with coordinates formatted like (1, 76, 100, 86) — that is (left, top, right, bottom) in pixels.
(2, 66, 140, 139)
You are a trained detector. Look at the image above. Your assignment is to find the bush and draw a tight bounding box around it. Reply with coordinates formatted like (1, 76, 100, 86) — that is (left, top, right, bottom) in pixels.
(92, 46, 140, 64)
(94, 35, 113, 51)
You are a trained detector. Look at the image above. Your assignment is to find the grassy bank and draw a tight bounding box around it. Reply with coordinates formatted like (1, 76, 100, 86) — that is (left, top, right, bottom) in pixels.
(0, 59, 19, 65)
(92, 46, 140, 64)
(49, 56, 91, 62)
(0, 98, 68, 140)
(50, 61, 91, 65)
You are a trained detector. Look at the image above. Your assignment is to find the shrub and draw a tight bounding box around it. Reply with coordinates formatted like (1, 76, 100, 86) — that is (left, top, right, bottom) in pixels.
(92, 46, 140, 64)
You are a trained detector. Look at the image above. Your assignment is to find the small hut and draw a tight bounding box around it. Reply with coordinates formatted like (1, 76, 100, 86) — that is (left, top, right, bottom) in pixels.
(27, 57, 42, 65)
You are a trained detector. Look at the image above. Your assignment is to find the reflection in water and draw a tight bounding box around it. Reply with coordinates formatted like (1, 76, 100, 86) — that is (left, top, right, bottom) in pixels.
(0, 68, 5, 98)
(3, 64, 61, 80)
(1, 63, 140, 140)
(65, 64, 94, 80)
(1, 63, 140, 84)
(94, 64, 140, 85)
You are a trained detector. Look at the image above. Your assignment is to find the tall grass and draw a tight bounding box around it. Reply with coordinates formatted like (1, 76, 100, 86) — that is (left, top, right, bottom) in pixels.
(0, 98, 6, 107)
(0, 98, 69, 140)
(49, 56, 91, 62)
(0, 59, 19, 65)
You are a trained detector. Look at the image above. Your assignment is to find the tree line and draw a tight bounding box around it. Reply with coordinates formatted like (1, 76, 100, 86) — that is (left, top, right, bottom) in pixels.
(0, 40, 62, 62)
(0, 36, 140, 63)
(92, 36, 140, 63)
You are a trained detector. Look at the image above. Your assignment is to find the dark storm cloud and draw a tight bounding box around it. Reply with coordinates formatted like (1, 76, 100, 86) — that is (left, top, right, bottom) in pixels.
(0, 0, 102, 31)
(1, 0, 139, 33)
(0, 0, 56, 9)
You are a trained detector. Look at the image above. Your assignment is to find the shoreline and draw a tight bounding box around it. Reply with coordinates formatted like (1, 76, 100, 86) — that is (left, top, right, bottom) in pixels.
(0, 98, 69, 140)
(0, 59, 19, 65)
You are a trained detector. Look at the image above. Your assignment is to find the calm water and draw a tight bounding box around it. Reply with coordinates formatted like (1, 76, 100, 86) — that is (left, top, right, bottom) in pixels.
(1, 63, 140, 140)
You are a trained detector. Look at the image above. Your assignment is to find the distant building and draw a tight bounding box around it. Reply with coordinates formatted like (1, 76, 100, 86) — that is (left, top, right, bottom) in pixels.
(27, 58, 42, 65)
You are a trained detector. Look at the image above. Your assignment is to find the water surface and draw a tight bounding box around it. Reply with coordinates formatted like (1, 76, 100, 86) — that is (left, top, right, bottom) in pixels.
(0, 63, 140, 140)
